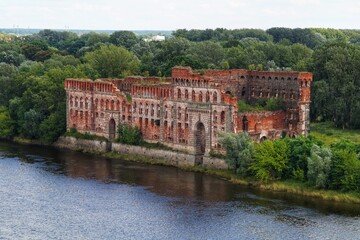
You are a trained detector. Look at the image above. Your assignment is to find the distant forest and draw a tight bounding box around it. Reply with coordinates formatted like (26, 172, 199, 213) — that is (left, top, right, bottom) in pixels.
(1, 27, 360, 142)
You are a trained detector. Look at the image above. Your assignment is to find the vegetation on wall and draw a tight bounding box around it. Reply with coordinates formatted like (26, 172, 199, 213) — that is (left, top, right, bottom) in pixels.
(237, 97, 284, 112)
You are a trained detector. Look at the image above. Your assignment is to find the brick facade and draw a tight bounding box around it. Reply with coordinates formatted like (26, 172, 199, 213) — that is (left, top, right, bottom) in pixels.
(65, 66, 312, 158)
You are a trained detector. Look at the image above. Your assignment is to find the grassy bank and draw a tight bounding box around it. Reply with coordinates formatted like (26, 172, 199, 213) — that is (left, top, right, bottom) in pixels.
(310, 122, 360, 145)
(100, 149, 360, 204)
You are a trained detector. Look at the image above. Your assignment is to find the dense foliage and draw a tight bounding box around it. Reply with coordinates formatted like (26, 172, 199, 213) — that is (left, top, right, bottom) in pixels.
(220, 132, 254, 176)
(1, 27, 360, 144)
(220, 132, 360, 193)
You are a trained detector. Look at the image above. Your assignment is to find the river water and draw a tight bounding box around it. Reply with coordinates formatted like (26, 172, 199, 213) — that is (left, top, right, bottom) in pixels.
(0, 141, 359, 240)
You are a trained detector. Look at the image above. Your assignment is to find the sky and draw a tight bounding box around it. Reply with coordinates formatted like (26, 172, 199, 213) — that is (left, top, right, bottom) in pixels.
(1, 0, 359, 30)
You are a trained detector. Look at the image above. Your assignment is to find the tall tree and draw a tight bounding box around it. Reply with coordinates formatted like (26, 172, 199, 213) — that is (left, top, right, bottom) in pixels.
(109, 31, 139, 49)
(220, 132, 254, 176)
(84, 44, 140, 78)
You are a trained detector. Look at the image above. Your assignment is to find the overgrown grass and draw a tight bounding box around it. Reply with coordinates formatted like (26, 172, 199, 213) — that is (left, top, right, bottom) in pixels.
(310, 122, 360, 145)
(140, 141, 174, 151)
(238, 98, 284, 113)
(191, 168, 360, 204)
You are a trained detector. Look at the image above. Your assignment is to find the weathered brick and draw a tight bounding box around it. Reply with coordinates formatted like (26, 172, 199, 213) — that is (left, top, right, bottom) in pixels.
(65, 66, 312, 156)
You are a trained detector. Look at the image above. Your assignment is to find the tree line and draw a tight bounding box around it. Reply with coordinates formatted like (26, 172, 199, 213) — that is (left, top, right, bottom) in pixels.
(1, 27, 360, 142)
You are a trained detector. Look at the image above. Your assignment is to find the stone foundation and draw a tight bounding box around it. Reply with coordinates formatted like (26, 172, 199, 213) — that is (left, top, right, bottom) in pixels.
(54, 136, 228, 170)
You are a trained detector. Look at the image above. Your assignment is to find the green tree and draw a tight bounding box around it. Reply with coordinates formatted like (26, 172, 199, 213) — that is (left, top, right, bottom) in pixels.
(250, 139, 289, 182)
(187, 41, 225, 68)
(109, 31, 138, 49)
(0, 106, 14, 138)
(84, 44, 140, 78)
(307, 144, 332, 188)
(283, 136, 322, 181)
(312, 42, 360, 128)
(220, 132, 254, 176)
(39, 110, 66, 143)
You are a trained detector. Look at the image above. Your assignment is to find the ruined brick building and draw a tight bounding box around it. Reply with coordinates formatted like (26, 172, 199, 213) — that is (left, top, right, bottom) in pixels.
(65, 66, 312, 157)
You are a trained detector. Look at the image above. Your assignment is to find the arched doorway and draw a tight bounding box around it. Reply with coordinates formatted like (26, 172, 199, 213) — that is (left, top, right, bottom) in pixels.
(195, 122, 206, 155)
(260, 136, 267, 142)
(109, 119, 116, 140)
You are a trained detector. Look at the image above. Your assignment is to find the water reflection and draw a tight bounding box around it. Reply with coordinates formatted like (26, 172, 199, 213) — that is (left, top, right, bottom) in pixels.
(1, 140, 360, 216)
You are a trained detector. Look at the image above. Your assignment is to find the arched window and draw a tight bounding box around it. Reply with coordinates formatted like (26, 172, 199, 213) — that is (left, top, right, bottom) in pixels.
(122, 100, 126, 112)
(206, 91, 210, 102)
(242, 87, 246, 97)
(100, 99, 104, 110)
(199, 91, 203, 102)
(139, 103, 143, 114)
(133, 102, 137, 113)
(192, 90, 196, 101)
(151, 104, 154, 116)
(213, 92, 218, 102)
(117, 100, 120, 111)
(185, 89, 189, 99)
(220, 111, 225, 124)
(178, 107, 181, 120)
(80, 97, 83, 108)
(157, 104, 160, 117)
(177, 89, 181, 99)
(111, 100, 114, 110)
(213, 110, 218, 123)
(94, 99, 98, 110)
(145, 103, 149, 115)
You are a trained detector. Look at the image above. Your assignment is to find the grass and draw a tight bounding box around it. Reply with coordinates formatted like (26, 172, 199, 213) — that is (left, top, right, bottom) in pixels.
(190, 168, 360, 204)
(310, 122, 360, 145)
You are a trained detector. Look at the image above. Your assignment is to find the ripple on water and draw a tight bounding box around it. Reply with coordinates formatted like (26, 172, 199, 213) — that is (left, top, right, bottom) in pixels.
(0, 141, 360, 240)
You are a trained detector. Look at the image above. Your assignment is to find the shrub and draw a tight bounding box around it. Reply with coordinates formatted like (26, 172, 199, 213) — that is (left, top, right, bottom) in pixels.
(250, 139, 289, 182)
(116, 122, 142, 145)
(330, 149, 360, 192)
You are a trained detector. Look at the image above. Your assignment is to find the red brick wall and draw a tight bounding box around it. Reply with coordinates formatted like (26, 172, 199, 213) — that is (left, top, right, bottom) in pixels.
(65, 66, 312, 155)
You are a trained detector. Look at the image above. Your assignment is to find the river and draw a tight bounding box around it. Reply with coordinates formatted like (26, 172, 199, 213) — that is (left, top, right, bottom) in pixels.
(0, 141, 359, 240)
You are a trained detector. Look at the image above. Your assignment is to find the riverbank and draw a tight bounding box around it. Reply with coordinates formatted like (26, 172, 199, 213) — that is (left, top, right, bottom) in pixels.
(102, 150, 360, 204)
(11, 136, 360, 205)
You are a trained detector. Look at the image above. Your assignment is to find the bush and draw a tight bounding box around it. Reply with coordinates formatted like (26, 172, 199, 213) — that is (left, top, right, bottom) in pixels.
(264, 97, 285, 111)
(116, 123, 142, 145)
(250, 139, 289, 182)
(330, 149, 360, 192)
